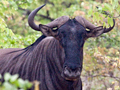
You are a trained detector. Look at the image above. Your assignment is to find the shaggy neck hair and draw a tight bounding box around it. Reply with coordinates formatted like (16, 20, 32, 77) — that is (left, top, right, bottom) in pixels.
(0, 35, 82, 90)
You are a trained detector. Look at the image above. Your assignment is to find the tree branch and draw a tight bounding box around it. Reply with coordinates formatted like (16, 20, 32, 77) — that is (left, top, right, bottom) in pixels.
(18, 7, 54, 21)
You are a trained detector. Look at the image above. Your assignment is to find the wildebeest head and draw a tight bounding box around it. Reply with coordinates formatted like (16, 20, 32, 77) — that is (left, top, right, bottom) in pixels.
(28, 4, 115, 81)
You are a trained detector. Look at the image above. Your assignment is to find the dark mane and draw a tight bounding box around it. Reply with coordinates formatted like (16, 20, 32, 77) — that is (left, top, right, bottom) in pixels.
(0, 35, 64, 82)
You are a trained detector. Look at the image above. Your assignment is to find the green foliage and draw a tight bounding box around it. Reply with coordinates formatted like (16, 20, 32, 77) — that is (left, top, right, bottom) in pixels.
(0, 73, 32, 90)
(0, 0, 120, 90)
(0, 0, 33, 27)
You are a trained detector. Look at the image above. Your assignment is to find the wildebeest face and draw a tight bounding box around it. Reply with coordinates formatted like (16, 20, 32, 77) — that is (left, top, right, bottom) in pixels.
(38, 19, 86, 81)
(57, 19, 86, 80)
(28, 4, 115, 81)
(39, 19, 86, 81)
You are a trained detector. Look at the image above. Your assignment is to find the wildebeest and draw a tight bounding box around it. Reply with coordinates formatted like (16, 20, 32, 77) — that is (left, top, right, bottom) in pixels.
(0, 4, 115, 90)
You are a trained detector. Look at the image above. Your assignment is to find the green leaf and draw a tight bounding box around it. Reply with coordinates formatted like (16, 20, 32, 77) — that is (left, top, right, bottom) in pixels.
(103, 22, 106, 28)
(18, 78, 25, 88)
(94, 12, 100, 23)
(107, 17, 114, 26)
(117, 5, 120, 13)
(97, 6, 102, 13)
(3, 82, 17, 90)
(9, 74, 19, 83)
(102, 3, 112, 12)
(4, 73, 11, 81)
(88, 9, 93, 16)
(113, 0, 118, 9)
(24, 80, 32, 88)
(27, 0, 33, 3)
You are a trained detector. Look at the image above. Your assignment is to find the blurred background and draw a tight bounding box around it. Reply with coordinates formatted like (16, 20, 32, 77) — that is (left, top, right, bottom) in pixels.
(0, 0, 120, 90)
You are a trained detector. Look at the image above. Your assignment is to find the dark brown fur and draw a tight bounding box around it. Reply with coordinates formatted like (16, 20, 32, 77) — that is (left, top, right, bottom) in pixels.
(0, 36, 82, 90)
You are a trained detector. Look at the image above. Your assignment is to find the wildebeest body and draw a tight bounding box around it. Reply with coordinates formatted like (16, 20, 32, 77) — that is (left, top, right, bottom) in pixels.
(0, 4, 115, 90)
(0, 36, 82, 90)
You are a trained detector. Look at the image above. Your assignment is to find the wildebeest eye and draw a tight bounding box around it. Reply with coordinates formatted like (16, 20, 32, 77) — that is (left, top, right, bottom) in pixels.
(53, 27, 58, 30)
(52, 29, 58, 33)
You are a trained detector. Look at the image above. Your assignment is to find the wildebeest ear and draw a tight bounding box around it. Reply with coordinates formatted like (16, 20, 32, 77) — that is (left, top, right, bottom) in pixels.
(39, 24, 58, 37)
(86, 21, 115, 38)
(86, 26, 105, 37)
(86, 19, 115, 38)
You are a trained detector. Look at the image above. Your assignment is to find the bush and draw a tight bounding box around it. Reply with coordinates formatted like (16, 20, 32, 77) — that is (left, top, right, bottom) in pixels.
(0, 73, 32, 90)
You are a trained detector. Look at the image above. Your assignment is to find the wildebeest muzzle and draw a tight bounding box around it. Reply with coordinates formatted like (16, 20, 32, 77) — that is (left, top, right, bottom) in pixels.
(61, 66, 81, 81)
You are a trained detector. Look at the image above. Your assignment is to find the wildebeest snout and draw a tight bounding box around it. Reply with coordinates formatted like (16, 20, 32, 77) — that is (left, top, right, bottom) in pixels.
(61, 66, 81, 81)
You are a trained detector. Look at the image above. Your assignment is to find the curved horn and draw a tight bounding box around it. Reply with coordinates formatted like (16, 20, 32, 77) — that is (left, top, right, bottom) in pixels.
(28, 4, 69, 31)
(46, 16, 69, 28)
(75, 16, 96, 30)
(75, 16, 115, 32)
(103, 19, 115, 33)
(28, 4, 46, 31)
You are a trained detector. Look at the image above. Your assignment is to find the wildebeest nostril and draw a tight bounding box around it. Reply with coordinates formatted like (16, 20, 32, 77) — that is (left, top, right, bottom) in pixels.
(64, 69, 70, 75)
(62, 66, 81, 81)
